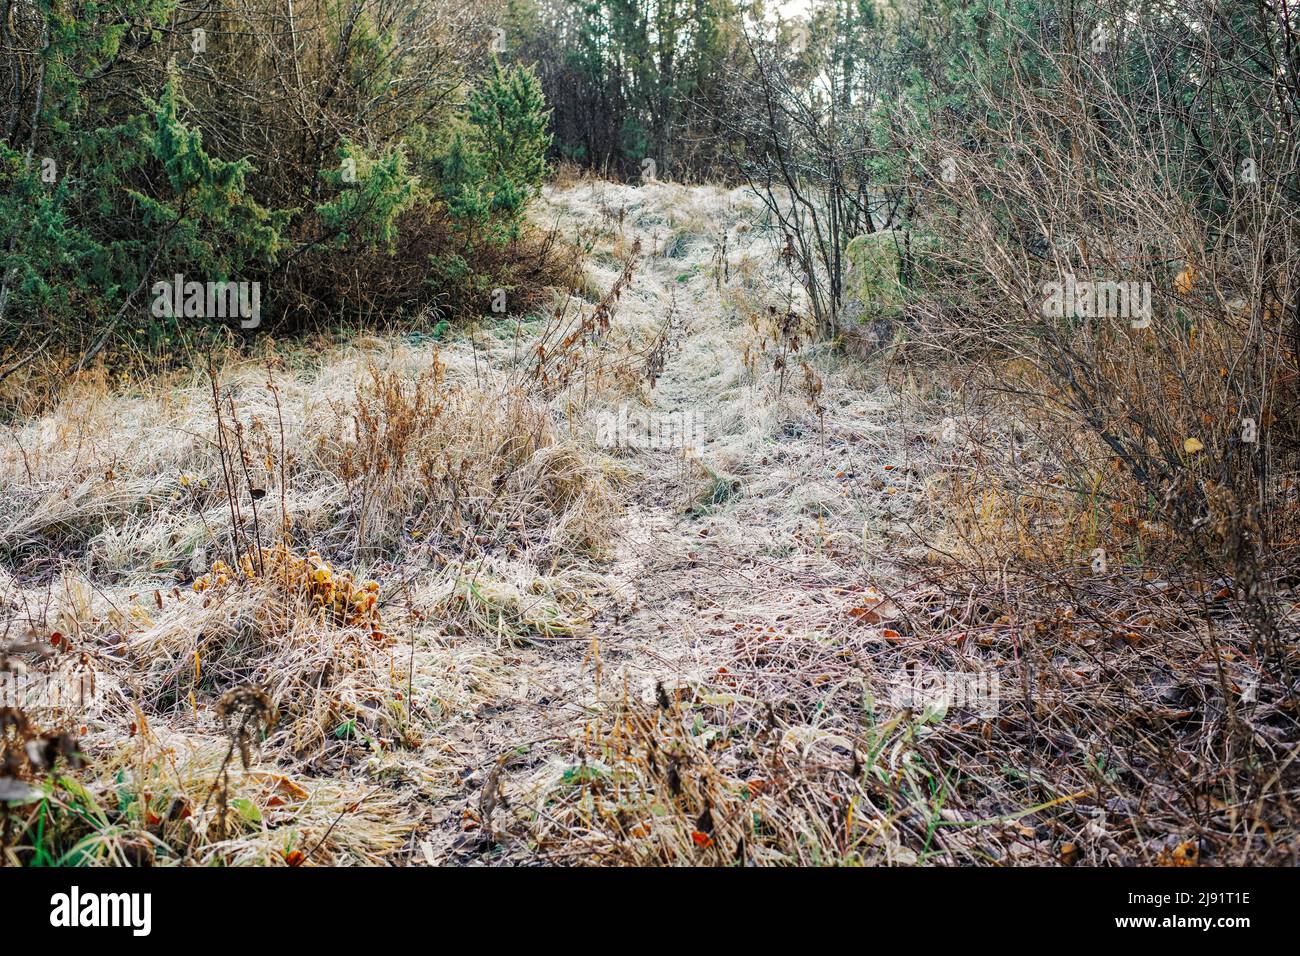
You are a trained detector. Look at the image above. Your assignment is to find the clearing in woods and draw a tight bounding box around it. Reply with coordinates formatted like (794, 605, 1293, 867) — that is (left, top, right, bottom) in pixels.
(0, 180, 954, 866)
(419, 179, 946, 862)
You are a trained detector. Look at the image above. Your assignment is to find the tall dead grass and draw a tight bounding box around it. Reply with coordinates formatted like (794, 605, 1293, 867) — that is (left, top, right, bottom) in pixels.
(0, 327, 622, 865)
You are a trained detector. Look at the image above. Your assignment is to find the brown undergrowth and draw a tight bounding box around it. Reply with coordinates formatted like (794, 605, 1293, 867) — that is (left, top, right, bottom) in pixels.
(0, 309, 623, 863)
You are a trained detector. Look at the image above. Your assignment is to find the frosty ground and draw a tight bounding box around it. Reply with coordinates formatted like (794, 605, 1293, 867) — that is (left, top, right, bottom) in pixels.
(5, 178, 1277, 867)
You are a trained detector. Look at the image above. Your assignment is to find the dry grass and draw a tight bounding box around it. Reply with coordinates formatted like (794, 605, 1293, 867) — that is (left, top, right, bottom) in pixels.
(2, 178, 1295, 867)
(492, 397, 1300, 865)
(477, 181, 1297, 866)
(0, 319, 623, 864)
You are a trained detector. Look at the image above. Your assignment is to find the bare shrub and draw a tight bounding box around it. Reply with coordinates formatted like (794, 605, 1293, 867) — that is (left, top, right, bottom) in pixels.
(902, 4, 1300, 621)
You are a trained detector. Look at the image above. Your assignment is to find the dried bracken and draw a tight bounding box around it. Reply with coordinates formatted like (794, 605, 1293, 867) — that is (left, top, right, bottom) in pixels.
(195, 547, 384, 638)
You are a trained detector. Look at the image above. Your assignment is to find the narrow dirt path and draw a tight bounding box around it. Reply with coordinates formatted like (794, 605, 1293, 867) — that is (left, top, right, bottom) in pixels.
(421, 180, 944, 863)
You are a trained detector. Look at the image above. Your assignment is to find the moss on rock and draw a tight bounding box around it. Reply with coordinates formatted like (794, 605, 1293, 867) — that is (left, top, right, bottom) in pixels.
(844, 231, 906, 317)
